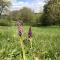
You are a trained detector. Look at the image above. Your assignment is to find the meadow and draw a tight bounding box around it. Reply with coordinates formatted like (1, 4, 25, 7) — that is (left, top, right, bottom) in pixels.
(0, 26, 60, 60)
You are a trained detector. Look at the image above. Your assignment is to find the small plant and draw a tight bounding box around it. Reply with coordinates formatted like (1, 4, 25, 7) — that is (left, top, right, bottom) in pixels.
(28, 26, 32, 49)
(17, 21, 27, 60)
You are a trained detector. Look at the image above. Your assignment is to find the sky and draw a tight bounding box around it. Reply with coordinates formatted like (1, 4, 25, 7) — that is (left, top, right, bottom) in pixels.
(10, 0, 45, 13)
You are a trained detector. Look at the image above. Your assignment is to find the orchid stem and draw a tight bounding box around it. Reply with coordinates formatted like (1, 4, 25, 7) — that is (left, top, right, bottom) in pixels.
(20, 37, 27, 60)
(29, 38, 32, 49)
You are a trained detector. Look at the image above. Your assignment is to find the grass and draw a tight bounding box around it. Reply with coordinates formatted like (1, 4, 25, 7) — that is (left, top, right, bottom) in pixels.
(0, 26, 60, 60)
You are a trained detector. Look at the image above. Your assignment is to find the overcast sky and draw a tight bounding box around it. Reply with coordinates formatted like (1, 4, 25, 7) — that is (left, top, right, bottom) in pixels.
(10, 0, 45, 13)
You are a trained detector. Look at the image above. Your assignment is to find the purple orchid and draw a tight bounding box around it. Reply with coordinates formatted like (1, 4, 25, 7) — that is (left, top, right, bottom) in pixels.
(28, 26, 32, 38)
(17, 21, 23, 37)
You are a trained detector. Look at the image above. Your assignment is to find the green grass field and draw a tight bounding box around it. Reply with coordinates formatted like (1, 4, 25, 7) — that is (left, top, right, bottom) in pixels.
(0, 26, 60, 60)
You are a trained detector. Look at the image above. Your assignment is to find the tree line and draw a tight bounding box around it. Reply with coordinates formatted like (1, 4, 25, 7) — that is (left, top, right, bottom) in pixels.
(41, 0, 60, 26)
(0, 0, 60, 26)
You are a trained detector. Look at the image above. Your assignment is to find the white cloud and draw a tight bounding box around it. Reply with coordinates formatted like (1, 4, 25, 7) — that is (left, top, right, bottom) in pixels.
(10, 0, 45, 13)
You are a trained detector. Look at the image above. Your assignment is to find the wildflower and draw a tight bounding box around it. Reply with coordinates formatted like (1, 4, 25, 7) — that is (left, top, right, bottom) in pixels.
(17, 20, 23, 37)
(28, 26, 32, 38)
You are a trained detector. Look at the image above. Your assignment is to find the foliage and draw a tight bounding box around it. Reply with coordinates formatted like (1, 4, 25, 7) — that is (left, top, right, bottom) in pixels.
(7, 7, 35, 25)
(9, 11, 20, 21)
(32, 13, 42, 27)
(0, 0, 10, 17)
(41, 0, 60, 26)
(0, 15, 12, 26)
(19, 7, 34, 23)
(0, 19, 12, 26)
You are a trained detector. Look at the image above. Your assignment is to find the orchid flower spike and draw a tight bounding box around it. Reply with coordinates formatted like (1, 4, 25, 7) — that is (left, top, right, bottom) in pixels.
(17, 20, 23, 37)
(28, 26, 32, 38)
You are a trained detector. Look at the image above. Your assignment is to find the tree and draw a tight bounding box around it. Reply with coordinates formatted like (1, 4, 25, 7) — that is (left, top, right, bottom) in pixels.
(9, 10, 20, 21)
(19, 7, 34, 23)
(0, 0, 10, 18)
(41, 0, 60, 25)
